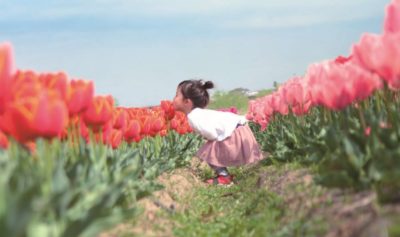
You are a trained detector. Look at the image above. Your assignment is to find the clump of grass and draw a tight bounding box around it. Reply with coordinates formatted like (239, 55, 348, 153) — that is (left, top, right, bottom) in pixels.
(208, 88, 273, 115)
(171, 164, 326, 237)
(208, 90, 249, 114)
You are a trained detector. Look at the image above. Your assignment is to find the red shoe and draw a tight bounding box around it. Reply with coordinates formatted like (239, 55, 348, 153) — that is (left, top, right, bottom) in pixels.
(206, 175, 234, 186)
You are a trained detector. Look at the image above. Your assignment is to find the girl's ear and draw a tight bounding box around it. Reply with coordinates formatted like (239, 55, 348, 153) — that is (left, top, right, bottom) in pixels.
(183, 98, 193, 108)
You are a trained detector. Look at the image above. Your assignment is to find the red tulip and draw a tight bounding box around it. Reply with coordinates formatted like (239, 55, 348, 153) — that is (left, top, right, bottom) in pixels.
(82, 95, 114, 129)
(160, 100, 175, 120)
(39, 72, 68, 100)
(7, 91, 69, 142)
(140, 116, 152, 137)
(109, 129, 123, 149)
(112, 108, 127, 130)
(0, 130, 8, 149)
(384, 0, 400, 34)
(0, 42, 14, 114)
(170, 118, 179, 130)
(67, 79, 94, 115)
(159, 129, 168, 137)
(124, 119, 141, 142)
(79, 118, 89, 143)
(151, 117, 166, 136)
(99, 121, 112, 144)
(24, 141, 36, 154)
(0, 107, 15, 135)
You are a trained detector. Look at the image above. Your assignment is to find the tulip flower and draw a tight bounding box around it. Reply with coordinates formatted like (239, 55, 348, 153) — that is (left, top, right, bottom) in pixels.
(170, 118, 179, 130)
(124, 119, 141, 142)
(218, 107, 238, 114)
(0, 130, 8, 149)
(384, 0, 400, 34)
(67, 79, 94, 115)
(0, 42, 14, 114)
(110, 129, 123, 149)
(352, 33, 400, 89)
(151, 117, 166, 136)
(82, 95, 114, 129)
(112, 108, 127, 130)
(140, 116, 152, 137)
(24, 141, 36, 154)
(39, 72, 68, 100)
(160, 100, 175, 120)
(7, 91, 69, 142)
(98, 121, 112, 144)
(306, 60, 381, 110)
(334, 55, 352, 65)
(80, 118, 90, 143)
(270, 93, 289, 115)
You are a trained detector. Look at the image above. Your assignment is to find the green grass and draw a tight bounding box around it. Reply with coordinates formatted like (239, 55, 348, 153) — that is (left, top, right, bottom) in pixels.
(208, 89, 273, 115)
(171, 164, 327, 237)
(172, 170, 283, 237)
(208, 91, 249, 114)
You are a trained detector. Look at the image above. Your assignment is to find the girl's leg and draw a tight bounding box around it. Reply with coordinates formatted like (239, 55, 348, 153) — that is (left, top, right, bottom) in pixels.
(208, 164, 229, 177)
(206, 164, 233, 185)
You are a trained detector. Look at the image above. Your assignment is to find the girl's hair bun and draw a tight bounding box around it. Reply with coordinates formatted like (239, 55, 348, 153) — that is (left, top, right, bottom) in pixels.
(202, 81, 214, 90)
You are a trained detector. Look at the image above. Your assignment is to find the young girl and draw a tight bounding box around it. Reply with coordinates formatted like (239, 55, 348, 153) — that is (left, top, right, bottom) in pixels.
(173, 79, 263, 185)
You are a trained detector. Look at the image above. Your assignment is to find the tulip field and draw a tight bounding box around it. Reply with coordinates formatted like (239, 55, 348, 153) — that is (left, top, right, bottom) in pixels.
(1, 0, 400, 236)
(247, 0, 400, 204)
(0, 41, 204, 235)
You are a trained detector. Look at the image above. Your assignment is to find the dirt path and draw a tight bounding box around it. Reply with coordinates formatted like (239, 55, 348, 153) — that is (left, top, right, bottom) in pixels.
(98, 159, 206, 237)
(255, 167, 394, 237)
(99, 160, 399, 237)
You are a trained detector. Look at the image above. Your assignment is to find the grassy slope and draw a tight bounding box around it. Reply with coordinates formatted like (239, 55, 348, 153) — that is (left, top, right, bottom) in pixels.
(207, 89, 273, 115)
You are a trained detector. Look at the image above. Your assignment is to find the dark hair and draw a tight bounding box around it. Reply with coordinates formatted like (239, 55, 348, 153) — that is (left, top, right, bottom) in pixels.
(178, 79, 214, 108)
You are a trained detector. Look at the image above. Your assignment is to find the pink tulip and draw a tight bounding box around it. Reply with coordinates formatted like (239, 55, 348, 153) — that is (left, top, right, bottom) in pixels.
(334, 55, 352, 64)
(281, 77, 304, 106)
(365, 126, 371, 136)
(305, 60, 381, 110)
(292, 100, 312, 116)
(263, 97, 274, 117)
(217, 106, 238, 114)
(270, 92, 289, 115)
(352, 33, 400, 89)
(384, 0, 400, 34)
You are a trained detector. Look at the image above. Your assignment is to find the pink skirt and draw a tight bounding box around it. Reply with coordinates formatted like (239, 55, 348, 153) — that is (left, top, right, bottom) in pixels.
(196, 124, 264, 167)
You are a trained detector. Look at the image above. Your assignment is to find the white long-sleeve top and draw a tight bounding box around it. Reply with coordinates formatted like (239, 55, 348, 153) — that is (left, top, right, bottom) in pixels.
(187, 108, 247, 141)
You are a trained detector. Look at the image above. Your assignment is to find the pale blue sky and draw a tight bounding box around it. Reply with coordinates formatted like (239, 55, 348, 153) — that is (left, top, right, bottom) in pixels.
(0, 0, 388, 106)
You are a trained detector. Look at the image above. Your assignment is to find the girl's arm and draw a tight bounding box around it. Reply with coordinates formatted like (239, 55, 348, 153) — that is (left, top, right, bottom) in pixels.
(191, 122, 218, 141)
